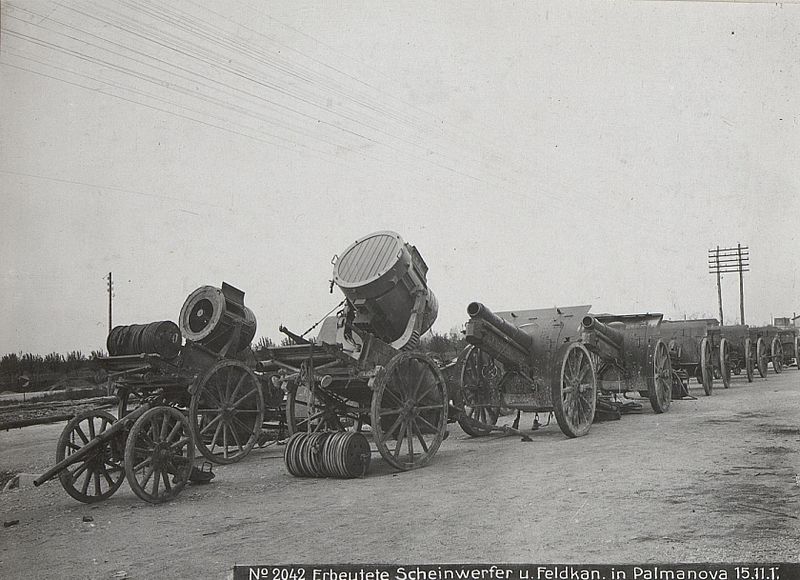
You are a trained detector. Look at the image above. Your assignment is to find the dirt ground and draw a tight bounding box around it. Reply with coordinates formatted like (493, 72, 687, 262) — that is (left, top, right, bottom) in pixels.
(1, 369, 799, 579)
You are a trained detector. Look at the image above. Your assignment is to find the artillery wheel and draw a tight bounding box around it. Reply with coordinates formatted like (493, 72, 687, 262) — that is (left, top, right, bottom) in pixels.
(745, 338, 754, 382)
(124, 406, 194, 504)
(190, 360, 264, 464)
(551, 342, 596, 438)
(370, 351, 448, 471)
(771, 337, 783, 374)
(456, 345, 502, 437)
(700, 337, 714, 396)
(719, 338, 731, 389)
(795, 337, 800, 370)
(286, 383, 363, 434)
(56, 410, 125, 503)
(647, 340, 672, 413)
(756, 337, 768, 378)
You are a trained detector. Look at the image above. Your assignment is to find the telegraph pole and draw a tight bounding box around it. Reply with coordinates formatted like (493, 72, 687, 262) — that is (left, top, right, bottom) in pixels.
(708, 244, 749, 326)
(107, 272, 113, 334)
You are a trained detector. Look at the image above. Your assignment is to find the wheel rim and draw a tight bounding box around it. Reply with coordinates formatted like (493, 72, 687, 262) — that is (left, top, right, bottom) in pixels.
(190, 360, 264, 464)
(719, 338, 730, 388)
(552, 343, 596, 437)
(56, 410, 125, 503)
(124, 406, 194, 504)
(457, 345, 501, 437)
(700, 338, 713, 396)
(745, 338, 754, 382)
(771, 338, 783, 374)
(648, 340, 672, 413)
(371, 352, 448, 471)
(756, 338, 767, 378)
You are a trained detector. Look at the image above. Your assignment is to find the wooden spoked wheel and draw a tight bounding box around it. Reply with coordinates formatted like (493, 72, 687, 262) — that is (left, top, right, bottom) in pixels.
(370, 352, 448, 471)
(771, 337, 783, 374)
(647, 340, 672, 413)
(286, 383, 363, 434)
(745, 338, 754, 383)
(456, 345, 502, 437)
(56, 410, 125, 503)
(551, 342, 596, 438)
(756, 337, 768, 378)
(124, 406, 194, 504)
(795, 338, 800, 370)
(190, 360, 264, 464)
(719, 338, 731, 389)
(700, 337, 714, 396)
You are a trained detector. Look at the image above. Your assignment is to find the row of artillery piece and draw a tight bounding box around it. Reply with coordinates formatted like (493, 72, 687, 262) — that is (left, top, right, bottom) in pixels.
(34, 231, 799, 505)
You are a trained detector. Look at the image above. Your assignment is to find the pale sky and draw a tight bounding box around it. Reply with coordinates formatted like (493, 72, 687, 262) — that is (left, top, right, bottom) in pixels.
(1, 0, 798, 355)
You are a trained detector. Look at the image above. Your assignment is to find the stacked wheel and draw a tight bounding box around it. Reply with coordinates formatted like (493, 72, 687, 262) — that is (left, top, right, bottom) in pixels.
(284, 431, 371, 478)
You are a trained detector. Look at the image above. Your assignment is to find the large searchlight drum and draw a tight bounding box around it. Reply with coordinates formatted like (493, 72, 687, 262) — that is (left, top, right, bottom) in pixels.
(179, 282, 256, 355)
(332, 231, 437, 348)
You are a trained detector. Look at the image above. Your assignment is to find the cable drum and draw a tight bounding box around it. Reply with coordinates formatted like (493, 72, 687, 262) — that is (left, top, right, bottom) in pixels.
(284, 432, 371, 478)
(106, 321, 182, 360)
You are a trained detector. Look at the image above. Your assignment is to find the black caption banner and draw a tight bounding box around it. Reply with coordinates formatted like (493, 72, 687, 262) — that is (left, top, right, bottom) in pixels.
(233, 564, 800, 580)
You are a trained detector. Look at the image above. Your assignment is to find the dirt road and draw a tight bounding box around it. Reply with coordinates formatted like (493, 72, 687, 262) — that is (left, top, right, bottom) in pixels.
(1, 370, 799, 579)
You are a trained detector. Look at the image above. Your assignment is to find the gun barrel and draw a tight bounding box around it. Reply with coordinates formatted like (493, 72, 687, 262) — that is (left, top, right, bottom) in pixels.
(467, 302, 534, 354)
(581, 315, 625, 359)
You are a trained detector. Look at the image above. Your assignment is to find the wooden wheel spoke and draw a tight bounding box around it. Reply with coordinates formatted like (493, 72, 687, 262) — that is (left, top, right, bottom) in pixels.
(231, 388, 257, 409)
(382, 384, 404, 407)
(411, 420, 430, 453)
(199, 413, 223, 435)
(169, 436, 191, 452)
(160, 412, 171, 440)
(412, 404, 443, 412)
(70, 461, 90, 481)
(80, 468, 93, 495)
(379, 408, 402, 417)
(141, 465, 155, 487)
(93, 471, 101, 496)
(87, 419, 96, 440)
(161, 470, 172, 494)
(74, 425, 90, 445)
(406, 422, 414, 460)
(416, 413, 440, 434)
(393, 419, 408, 459)
(151, 468, 161, 496)
(384, 413, 404, 439)
(209, 420, 224, 452)
(134, 455, 153, 471)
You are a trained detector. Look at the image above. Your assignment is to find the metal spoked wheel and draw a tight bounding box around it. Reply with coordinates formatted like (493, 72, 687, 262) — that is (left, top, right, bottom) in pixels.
(719, 338, 731, 389)
(700, 337, 714, 396)
(56, 410, 125, 503)
(756, 337, 768, 379)
(551, 342, 597, 437)
(124, 406, 194, 504)
(456, 345, 502, 437)
(647, 340, 672, 413)
(370, 351, 448, 471)
(771, 337, 783, 374)
(190, 360, 264, 464)
(745, 338, 754, 383)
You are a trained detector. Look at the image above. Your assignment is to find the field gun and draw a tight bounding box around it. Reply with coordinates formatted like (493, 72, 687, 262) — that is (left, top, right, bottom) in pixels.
(457, 302, 597, 438)
(661, 318, 724, 395)
(579, 313, 673, 414)
(258, 230, 450, 472)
